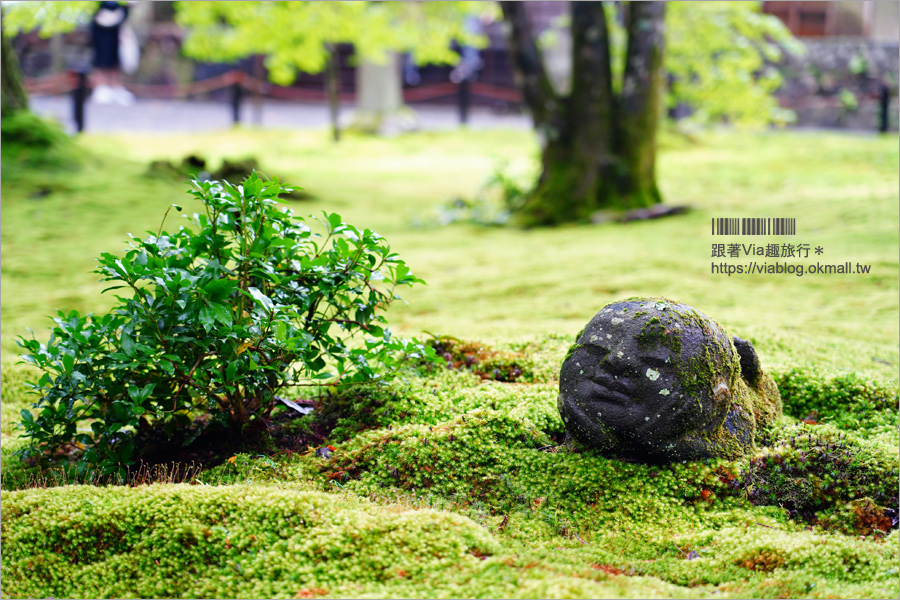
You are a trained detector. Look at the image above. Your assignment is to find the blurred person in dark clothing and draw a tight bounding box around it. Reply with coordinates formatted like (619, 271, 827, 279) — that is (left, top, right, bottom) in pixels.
(91, 1, 134, 105)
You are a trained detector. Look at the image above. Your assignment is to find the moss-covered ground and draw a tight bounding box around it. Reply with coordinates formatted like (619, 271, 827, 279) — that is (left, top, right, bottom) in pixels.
(1, 125, 898, 598)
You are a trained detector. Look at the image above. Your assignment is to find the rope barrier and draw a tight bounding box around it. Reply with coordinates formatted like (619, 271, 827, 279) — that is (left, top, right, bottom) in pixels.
(24, 71, 79, 95)
(24, 69, 524, 104)
(23, 67, 522, 133)
(402, 81, 458, 102)
(470, 81, 523, 103)
(242, 74, 355, 103)
(122, 70, 243, 99)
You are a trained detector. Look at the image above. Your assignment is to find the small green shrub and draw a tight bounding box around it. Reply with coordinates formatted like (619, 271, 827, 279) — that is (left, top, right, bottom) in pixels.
(426, 161, 535, 227)
(16, 173, 435, 475)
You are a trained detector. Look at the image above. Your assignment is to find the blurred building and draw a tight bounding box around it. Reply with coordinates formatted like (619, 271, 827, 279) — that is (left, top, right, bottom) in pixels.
(763, 1, 899, 40)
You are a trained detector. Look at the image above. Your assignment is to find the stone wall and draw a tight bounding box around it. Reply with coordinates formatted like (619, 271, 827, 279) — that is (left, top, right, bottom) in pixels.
(775, 39, 898, 131)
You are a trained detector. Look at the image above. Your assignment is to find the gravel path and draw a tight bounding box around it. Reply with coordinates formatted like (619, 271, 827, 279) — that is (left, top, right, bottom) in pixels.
(29, 94, 531, 134)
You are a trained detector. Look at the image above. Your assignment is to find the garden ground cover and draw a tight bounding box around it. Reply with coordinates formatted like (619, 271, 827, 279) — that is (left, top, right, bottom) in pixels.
(1, 126, 898, 598)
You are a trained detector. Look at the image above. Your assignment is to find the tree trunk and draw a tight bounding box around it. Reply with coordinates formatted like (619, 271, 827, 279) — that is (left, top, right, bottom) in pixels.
(501, 1, 667, 226)
(325, 43, 340, 142)
(499, 2, 558, 135)
(251, 54, 265, 126)
(352, 53, 415, 136)
(1, 24, 28, 117)
(617, 1, 666, 207)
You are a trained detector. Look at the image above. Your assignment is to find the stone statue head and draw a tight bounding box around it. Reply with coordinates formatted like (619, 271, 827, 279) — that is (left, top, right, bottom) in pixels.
(558, 298, 781, 462)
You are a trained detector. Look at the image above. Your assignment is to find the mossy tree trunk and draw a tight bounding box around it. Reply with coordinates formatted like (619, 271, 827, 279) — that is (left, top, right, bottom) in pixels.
(618, 2, 666, 209)
(1, 20, 29, 117)
(500, 1, 666, 226)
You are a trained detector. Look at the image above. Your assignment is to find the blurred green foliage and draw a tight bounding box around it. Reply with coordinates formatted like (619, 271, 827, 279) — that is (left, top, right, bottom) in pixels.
(664, 1, 803, 126)
(175, 1, 492, 84)
(5, 1, 800, 126)
(1, 1, 97, 38)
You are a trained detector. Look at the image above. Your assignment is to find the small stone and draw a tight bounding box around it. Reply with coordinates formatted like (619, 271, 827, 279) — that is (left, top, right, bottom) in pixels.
(558, 297, 782, 462)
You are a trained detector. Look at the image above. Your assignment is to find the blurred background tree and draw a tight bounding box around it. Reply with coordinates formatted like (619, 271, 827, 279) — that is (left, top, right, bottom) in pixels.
(2, 23, 29, 116)
(664, 1, 801, 128)
(501, 1, 799, 226)
(3, 1, 489, 139)
(4, 0, 800, 219)
(2, 0, 96, 37)
(174, 1, 490, 139)
(2, 1, 96, 115)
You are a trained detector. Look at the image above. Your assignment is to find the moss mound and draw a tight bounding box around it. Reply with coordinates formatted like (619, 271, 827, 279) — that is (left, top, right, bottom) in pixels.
(1, 345, 898, 598)
(738, 421, 898, 520)
(314, 367, 565, 443)
(0, 110, 81, 173)
(775, 368, 899, 433)
(427, 336, 535, 382)
(1, 485, 500, 599)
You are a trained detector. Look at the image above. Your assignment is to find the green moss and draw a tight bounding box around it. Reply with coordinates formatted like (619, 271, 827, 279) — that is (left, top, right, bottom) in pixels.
(631, 300, 733, 403)
(2, 370, 898, 597)
(320, 368, 565, 441)
(510, 156, 596, 227)
(816, 498, 895, 538)
(1, 127, 898, 597)
(775, 368, 898, 433)
(677, 346, 722, 400)
(320, 410, 553, 501)
(736, 422, 898, 518)
(1, 111, 82, 173)
(426, 338, 536, 383)
(1, 485, 501, 599)
(636, 318, 683, 357)
(564, 342, 584, 362)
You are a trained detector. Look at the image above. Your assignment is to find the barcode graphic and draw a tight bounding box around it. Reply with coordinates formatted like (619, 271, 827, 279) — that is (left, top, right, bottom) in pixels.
(711, 218, 795, 236)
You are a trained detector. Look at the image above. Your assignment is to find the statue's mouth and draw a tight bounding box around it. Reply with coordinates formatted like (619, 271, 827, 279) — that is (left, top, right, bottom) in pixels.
(585, 374, 633, 406)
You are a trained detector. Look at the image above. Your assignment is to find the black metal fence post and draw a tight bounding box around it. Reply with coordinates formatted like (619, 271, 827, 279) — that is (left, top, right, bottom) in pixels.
(72, 70, 88, 133)
(879, 82, 890, 133)
(458, 77, 470, 125)
(231, 81, 243, 125)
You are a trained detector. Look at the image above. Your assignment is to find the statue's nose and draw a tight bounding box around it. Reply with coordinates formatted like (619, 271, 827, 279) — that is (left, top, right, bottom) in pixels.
(599, 349, 640, 376)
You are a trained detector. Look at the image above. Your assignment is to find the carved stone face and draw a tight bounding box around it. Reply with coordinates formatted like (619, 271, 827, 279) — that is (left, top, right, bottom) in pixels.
(558, 298, 777, 462)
